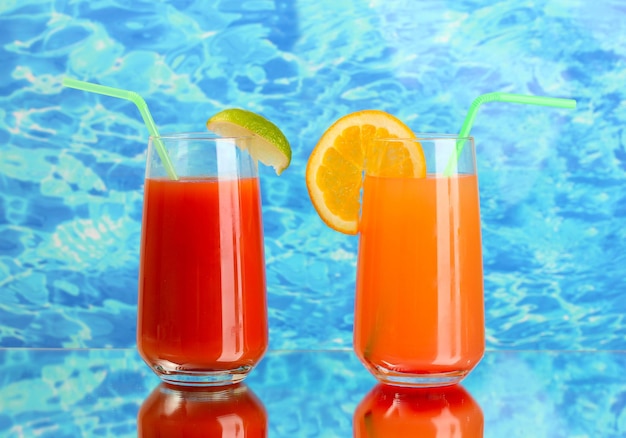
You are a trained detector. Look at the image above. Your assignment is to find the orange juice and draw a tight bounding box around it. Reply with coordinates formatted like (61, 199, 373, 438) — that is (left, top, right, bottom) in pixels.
(354, 173, 484, 385)
(353, 383, 484, 437)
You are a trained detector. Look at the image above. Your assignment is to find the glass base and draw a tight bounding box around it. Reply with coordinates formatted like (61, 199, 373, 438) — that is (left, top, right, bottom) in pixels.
(151, 361, 253, 387)
(370, 364, 470, 388)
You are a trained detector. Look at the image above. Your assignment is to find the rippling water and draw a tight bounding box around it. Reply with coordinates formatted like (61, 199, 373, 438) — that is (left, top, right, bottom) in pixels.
(0, 0, 625, 350)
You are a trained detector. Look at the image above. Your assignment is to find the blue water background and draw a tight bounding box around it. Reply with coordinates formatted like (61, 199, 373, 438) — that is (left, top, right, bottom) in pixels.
(1, 0, 625, 349)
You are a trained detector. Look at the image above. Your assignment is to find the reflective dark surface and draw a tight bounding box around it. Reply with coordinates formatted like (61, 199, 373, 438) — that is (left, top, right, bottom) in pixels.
(1, 349, 624, 436)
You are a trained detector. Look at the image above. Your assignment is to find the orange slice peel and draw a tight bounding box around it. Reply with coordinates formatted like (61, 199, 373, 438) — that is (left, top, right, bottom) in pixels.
(305, 110, 426, 235)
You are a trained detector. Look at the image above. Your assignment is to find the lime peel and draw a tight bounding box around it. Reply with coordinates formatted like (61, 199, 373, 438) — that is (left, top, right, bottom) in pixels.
(206, 108, 292, 175)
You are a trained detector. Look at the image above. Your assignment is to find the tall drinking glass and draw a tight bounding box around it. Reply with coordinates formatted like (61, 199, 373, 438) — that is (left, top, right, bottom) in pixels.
(137, 133, 268, 386)
(354, 135, 484, 387)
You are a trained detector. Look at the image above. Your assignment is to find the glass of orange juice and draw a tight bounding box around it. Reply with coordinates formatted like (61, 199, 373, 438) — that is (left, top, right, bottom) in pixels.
(353, 383, 484, 437)
(354, 135, 484, 387)
(137, 133, 268, 386)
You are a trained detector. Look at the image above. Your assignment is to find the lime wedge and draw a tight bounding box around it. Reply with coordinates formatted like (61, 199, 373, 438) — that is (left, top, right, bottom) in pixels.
(206, 108, 292, 175)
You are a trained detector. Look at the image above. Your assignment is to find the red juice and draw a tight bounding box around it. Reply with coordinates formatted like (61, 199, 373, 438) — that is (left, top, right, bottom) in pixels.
(137, 176, 267, 376)
(138, 383, 267, 437)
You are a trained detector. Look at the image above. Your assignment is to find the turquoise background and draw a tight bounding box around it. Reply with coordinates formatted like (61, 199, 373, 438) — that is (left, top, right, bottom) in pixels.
(1, 0, 625, 350)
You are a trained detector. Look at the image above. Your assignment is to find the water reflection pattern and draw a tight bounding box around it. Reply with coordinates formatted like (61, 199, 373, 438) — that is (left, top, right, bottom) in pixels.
(0, 1, 625, 350)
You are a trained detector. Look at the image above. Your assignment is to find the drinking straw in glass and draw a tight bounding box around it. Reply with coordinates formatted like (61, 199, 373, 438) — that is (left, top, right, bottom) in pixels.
(62, 77, 178, 180)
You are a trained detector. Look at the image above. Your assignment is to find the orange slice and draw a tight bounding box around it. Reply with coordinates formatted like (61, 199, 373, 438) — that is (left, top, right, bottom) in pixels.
(305, 110, 426, 235)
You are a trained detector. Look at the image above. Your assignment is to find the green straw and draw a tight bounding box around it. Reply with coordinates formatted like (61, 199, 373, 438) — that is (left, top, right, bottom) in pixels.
(443, 92, 577, 176)
(62, 78, 178, 180)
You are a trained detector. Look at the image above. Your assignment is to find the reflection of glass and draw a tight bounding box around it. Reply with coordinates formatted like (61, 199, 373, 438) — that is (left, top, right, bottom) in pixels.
(137, 133, 268, 386)
(354, 136, 484, 387)
(353, 383, 483, 437)
(138, 383, 267, 437)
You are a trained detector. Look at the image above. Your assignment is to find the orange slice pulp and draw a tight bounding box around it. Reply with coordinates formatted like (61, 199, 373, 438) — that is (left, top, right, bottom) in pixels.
(305, 110, 426, 234)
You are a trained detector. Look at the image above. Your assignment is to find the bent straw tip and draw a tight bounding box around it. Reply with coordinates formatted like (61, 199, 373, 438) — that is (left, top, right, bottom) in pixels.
(59, 76, 178, 180)
(564, 98, 577, 109)
(62, 77, 87, 87)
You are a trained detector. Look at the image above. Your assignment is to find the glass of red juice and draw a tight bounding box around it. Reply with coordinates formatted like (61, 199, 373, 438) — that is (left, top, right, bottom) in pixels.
(137, 133, 268, 386)
(354, 136, 484, 387)
(137, 383, 267, 437)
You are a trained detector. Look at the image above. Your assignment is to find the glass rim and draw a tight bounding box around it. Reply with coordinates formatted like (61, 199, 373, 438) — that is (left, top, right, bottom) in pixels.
(374, 133, 474, 141)
(149, 131, 253, 141)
